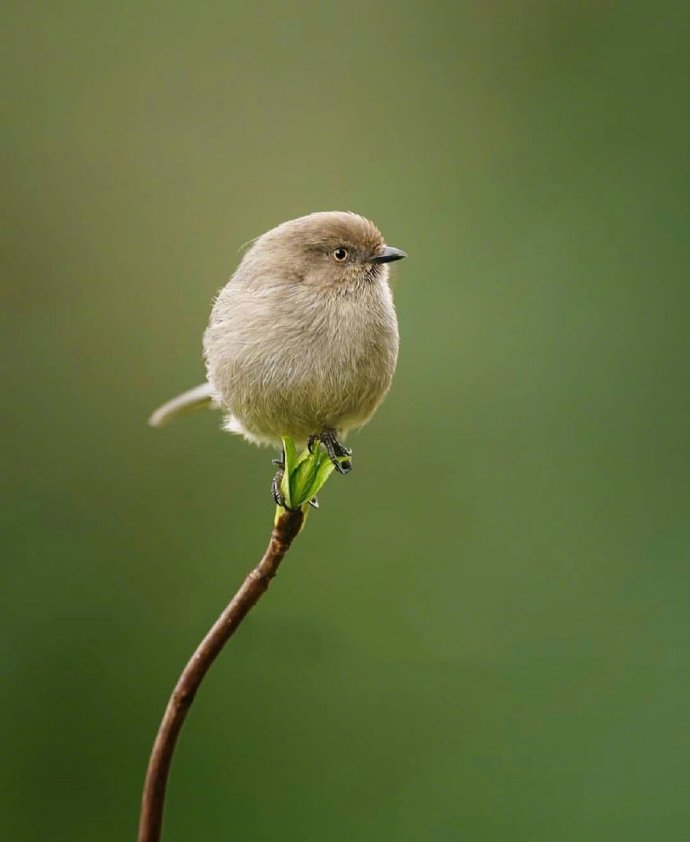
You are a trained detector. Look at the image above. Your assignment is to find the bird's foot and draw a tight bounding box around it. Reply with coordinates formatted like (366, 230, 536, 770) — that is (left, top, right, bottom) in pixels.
(271, 452, 319, 508)
(307, 428, 352, 474)
(271, 452, 288, 508)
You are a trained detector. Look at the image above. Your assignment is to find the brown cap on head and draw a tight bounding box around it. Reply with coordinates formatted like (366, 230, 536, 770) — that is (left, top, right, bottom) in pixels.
(269, 211, 384, 254)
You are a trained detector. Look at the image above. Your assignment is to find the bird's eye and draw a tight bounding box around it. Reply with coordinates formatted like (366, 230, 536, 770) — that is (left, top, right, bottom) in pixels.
(333, 247, 348, 262)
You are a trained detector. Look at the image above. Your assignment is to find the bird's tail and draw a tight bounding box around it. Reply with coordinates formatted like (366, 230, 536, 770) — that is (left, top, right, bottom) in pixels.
(148, 382, 219, 427)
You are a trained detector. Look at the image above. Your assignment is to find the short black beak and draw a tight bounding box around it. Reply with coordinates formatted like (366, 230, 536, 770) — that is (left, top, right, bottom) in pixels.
(371, 245, 407, 264)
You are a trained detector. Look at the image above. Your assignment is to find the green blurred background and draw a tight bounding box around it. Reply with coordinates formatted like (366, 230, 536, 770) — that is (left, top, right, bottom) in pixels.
(3, 2, 689, 839)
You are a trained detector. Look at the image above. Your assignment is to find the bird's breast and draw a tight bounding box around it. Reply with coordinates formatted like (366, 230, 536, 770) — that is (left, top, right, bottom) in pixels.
(204, 279, 399, 440)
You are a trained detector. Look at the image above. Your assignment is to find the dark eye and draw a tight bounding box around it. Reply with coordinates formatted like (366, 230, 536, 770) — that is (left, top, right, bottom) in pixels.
(333, 247, 348, 262)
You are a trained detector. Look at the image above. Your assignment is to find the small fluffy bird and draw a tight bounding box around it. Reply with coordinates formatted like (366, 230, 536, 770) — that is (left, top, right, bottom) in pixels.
(149, 211, 406, 501)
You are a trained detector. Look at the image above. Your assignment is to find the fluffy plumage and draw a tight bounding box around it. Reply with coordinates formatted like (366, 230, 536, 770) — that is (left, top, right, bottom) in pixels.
(150, 211, 404, 450)
(205, 212, 401, 447)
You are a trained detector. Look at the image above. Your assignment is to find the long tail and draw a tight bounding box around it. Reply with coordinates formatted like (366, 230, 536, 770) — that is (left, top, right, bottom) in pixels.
(148, 382, 219, 427)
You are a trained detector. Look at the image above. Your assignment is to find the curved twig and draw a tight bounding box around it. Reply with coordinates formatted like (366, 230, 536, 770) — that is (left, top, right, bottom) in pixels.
(138, 508, 305, 842)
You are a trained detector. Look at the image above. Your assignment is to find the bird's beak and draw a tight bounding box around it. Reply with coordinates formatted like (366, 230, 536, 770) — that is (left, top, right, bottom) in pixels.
(371, 245, 407, 264)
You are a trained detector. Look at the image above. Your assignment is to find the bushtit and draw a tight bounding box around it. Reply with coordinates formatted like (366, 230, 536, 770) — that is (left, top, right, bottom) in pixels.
(149, 211, 406, 502)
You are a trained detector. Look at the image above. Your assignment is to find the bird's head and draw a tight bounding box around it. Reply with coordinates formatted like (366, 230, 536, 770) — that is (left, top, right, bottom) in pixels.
(248, 211, 406, 292)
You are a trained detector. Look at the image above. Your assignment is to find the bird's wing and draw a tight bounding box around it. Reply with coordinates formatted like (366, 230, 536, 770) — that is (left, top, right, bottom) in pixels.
(148, 382, 219, 427)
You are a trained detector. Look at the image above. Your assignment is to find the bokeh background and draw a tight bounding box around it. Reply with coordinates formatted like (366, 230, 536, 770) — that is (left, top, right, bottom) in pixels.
(3, 2, 689, 840)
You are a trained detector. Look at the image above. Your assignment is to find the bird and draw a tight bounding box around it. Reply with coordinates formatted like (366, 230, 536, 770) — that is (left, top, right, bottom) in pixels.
(148, 211, 406, 504)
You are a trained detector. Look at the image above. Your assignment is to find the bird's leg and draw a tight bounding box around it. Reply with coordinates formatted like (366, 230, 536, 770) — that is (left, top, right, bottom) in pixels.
(271, 451, 287, 508)
(309, 427, 352, 474)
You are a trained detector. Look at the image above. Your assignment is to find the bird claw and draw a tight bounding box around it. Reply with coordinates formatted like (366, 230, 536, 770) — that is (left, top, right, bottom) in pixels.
(308, 428, 352, 473)
(272, 431, 350, 508)
(331, 456, 352, 475)
(271, 467, 287, 508)
(271, 449, 289, 507)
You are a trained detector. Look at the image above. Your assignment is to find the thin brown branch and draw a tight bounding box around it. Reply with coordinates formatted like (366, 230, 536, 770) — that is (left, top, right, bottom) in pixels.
(138, 507, 305, 842)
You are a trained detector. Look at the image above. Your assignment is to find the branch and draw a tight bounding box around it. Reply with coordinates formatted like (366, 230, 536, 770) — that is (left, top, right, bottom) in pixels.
(137, 507, 305, 842)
